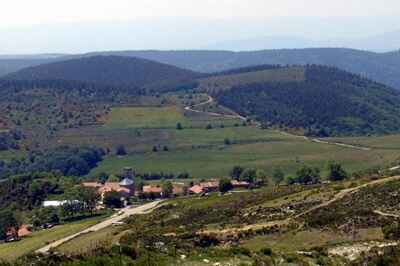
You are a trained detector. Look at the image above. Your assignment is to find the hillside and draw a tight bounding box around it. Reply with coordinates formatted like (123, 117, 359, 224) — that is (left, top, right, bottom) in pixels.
(4, 55, 199, 90)
(2, 49, 400, 89)
(212, 65, 400, 136)
(87, 49, 400, 90)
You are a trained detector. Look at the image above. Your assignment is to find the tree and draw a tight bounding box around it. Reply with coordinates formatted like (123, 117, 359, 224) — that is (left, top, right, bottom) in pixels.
(97, 172, 109, 184)
(327, 161, 348, 181)
(219, 177, 233, 193)
(107, 175, 120, 182)
(0, 209, 19, 240)
(230, 166, 244, 179)
(115, 145, 127, 156)
(103, 191, 123, 208)
(296, 165, 320, 185)
(71, 187, 100, 214)
(176, 122, 183, 130)
(162, 181, 173, 198)
(239, 168, 257, 184)
(256, 169, 268, 185)
(272, 168, 285, 184)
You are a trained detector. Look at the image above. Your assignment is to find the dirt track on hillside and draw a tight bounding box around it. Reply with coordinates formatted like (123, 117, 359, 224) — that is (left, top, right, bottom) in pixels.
(201, 176, 400, 236)
(36, 200, 163, 254)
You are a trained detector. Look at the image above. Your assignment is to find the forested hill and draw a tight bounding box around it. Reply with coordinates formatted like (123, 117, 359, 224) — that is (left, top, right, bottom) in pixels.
(84, 49, 400, 89)
(214, 65, 400, 137)
(4, 55, 200, 91)
(2, 48, 400, 89)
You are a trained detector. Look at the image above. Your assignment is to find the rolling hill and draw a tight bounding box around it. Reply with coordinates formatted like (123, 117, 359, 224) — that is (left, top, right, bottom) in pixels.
(85, 49, 400, 90)
(4, 55, 199, 90)
(207, 65, 400, 136)
(2, 48, 400, 89)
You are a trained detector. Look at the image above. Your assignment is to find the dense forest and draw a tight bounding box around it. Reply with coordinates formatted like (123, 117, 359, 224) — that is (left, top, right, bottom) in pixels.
(0, 146, 104, 180)
(4, 56, 200, 90)
(76, 49, 400, 89)
(216, 65, 400, 136)
(2, 48, 400, 89)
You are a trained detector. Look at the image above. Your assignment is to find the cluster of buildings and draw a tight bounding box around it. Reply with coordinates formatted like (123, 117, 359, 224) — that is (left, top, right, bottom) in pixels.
(81, 177, 250, 200)
(75, 167, 250, 203)
(188, 180, 249, 194)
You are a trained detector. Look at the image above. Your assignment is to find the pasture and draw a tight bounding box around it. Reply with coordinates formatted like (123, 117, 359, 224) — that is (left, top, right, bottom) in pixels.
(52, 96, 400, 179)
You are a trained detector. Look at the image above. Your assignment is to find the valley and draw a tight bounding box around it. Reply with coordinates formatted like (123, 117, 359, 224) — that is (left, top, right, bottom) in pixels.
(2, 53, 400, 266)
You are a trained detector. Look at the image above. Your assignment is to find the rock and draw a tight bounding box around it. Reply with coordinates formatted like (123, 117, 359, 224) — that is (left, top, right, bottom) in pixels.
(203, 259, 210, 263)
(180, 254, 186, 260)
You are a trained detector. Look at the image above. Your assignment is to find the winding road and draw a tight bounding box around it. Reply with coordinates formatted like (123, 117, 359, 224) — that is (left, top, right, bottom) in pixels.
(184, 95, 371, 151)
(36, 200, 164, 254)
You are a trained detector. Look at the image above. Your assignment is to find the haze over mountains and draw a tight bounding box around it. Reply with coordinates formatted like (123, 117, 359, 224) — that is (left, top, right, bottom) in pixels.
(1, 48, 400, 89)
(5, 56, 198, 89)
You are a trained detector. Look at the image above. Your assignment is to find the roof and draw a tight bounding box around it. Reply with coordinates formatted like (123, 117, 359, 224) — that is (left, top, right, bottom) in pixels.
(231, 180, 250, 186)
(100, 182, 131, 194)
(82, 182, 103, 188)
(43, 200, 69, 207)
(7, 225, 32, 238)
(189, 185, 204, 194)
(200, 181, 219, 189)
(172, 185, 184, 195)
(18, 225, 32, 237)
(143, 185, 162, 194)
(120, 178, 134, 186)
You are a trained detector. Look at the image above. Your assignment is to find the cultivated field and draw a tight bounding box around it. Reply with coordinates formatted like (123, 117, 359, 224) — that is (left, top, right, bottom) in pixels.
(76, 98, 400, 179)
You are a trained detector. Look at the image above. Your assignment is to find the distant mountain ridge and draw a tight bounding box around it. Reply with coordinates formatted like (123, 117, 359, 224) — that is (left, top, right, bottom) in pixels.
(4, 55, 199, 91)
(1, 48, 400, 89)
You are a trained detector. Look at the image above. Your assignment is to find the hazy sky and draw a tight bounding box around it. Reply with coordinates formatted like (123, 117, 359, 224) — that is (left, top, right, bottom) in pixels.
(3, 0, 400, 28)
(1, 0, 400, 53)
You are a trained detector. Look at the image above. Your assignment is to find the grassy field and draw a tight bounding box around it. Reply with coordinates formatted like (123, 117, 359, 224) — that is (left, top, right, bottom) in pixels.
(328, 134, 400, 150)
(0, 215, 106, 261)
(199, 67, 305, 93)
(102, 106, 186, 130)
(55, 99, 400, 179)
(56, 227, 119, 256)
(242, 228, 383, 252)
(90, 126, 398, 178)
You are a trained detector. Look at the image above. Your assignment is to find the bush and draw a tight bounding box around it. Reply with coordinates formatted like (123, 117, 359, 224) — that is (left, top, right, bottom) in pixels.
(383, 222, 400, 240)
(260, 247, 272, 256)
(115, 145, 127, 156)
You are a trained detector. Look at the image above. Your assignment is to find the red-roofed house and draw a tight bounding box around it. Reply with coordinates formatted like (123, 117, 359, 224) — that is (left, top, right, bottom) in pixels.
(82, 179, 134, 200)
(6, 225, 32, 241)
(189, 185, 204, 194)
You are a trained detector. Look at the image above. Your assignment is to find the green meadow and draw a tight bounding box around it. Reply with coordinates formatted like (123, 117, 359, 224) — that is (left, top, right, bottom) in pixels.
(82, 103, 400, 179)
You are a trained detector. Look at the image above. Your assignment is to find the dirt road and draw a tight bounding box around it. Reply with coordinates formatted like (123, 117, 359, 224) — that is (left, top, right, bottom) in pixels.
(36, 200, 163, 254)
(201, 175, 400, 236)
(184, 94, 372, 151)
(294, 175, 400, 218)
(184, 95, 247, 120)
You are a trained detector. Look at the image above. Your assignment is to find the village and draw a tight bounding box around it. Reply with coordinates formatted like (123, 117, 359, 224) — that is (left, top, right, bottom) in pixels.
(80, 167, 251, 206)
(4, 166, 252, 243)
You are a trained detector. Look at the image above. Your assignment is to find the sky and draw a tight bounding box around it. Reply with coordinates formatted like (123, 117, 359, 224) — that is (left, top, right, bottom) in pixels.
(2, 0, 400, 27)
(1, 0, 400, 53)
